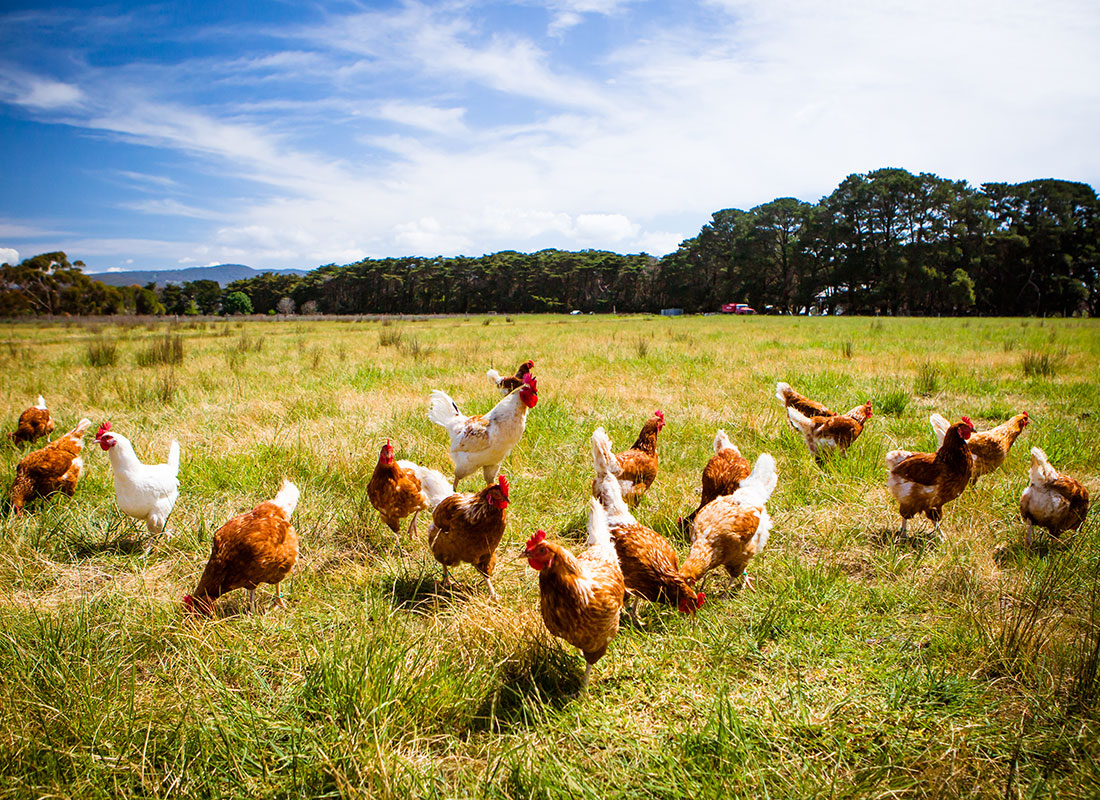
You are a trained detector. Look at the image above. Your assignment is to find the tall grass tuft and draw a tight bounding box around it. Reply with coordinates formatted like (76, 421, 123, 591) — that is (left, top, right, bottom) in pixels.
(399, 335, 431, 358)
(635, 337, 651, 358)
(379, 329, 404, 347)
(1022, 350, 1063, 379)
(914, 360, 941, 395)
(85, 337, 118, 367)
(877, 389, 910, 415)
(839, 340, 854, 359)
(136, 333, 184, 367)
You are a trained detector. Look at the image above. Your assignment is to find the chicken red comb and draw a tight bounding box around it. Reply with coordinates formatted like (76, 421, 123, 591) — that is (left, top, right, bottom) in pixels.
(523, 373, 537, 390)
(961, 416, 974, 429)
(654, 410, 664, 421)
(498, 474, 510, 498)
(95, 421, 111, 438)
(526, 530, 546, 550)
(525, 360, 534, 368)
(383, 438, 392, 449)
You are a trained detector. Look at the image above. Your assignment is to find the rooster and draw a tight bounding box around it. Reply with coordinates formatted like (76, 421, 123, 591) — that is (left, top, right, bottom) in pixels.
(681, 453, 777, 594)
(8, 395, 54, 445)
(428, 373, 538, 489)
(886, 417, 975, 536)
(681, 430, 751, 528)
(95, 422, 180, 536)
(521, 499, 625, 691)
(10, 418, 92, 514)
(427, 475, 509, 600)
(367, 439, 453, 550)
(785, 401, 873, 458)
(185, 480, 300, 616)
(930, 411, 1028, 484)
(591, 427, 703, 623)
(591, 411, 664, 506)
(486, 359, 534, 395)
(1020, 447, 1090, 546)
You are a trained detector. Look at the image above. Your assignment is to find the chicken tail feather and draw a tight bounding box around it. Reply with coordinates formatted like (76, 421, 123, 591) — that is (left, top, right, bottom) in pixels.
(272, 479, 301, 517)
(929, 413, 950, 448)
(428, 390, 463, 427)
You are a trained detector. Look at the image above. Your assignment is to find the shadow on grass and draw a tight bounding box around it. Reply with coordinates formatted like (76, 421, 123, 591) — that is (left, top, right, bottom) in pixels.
(870, 525, 941, 551)
(472, 638, 585, 732)
(993, 536, 1074, 566)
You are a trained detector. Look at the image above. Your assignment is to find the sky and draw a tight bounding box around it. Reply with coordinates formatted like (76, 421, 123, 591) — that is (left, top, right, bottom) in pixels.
(1, 0, 1098, 273)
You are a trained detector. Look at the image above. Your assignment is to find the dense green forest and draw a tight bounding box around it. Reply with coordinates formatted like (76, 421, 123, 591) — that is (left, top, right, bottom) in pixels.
(3, 169, 1097, 317)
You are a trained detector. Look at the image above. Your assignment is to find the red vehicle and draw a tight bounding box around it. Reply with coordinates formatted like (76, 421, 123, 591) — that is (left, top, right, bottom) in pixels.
(721, 302, 756, 315)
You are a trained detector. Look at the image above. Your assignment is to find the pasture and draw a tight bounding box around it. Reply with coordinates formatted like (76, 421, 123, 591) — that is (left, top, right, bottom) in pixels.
(0, 314, 1098, 799)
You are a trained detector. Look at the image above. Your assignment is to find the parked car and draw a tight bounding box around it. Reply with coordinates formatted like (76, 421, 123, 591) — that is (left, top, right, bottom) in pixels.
(721, 302, 755, 315)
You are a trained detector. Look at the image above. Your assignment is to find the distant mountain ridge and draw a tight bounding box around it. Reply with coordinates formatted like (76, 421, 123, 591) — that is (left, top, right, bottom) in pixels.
(87, 263, 307, 287)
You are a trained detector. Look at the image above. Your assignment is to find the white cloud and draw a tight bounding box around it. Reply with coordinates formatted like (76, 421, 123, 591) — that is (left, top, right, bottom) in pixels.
(19, 78, 83, 109)
(1, 0, 1098, 271)
(0, 247, 19, 265)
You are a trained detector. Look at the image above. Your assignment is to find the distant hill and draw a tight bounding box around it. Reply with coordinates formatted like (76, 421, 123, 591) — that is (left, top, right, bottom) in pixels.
(87, 264, 307, 287)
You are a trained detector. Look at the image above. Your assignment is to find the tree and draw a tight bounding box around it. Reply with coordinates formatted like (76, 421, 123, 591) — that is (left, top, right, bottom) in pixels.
(222, 291, 253, 315)
(276, 297, 296, 315)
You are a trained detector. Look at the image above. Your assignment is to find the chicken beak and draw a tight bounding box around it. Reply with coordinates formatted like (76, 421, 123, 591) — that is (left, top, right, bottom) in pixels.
(516, 548, 531, 560)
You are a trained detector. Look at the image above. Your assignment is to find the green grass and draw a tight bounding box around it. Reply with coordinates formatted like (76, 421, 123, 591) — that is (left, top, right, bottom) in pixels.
(0, 314, 1098, 798)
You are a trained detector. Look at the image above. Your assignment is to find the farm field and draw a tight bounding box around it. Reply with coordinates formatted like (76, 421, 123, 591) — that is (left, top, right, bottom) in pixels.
(1, 314, 1098, 799)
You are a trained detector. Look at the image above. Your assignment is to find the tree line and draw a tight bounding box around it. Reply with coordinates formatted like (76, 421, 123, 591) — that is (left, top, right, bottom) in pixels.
(3, 169, 1097, 318)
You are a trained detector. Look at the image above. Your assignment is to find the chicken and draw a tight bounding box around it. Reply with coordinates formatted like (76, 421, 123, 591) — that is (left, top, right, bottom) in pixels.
(775, 381, 836, 422)
(521, 499, 625, 691)
(1020, 447, 1090, 546)
(930, 411, 1028, 484)
(486, 359, 534, 395)
(8, 395, 54, 444)
(886, 417, 975, 536)
(427, 475, 509, 600)
(785, 401, 873, 458)
(682, 429, 751, 527)
(591, 410, 664, 506)
(94, 422, 180, 536)
(428, 373, 538, 489)
(591, 427, 704, 623)
(185, 480, 300, 616)
(367, 439, 453, 550)
(681, 453, 777, 594)
(10, 418, 92, 514)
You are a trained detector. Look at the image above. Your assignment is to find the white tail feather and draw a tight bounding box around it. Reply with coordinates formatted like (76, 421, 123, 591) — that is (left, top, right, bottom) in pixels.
(929, 413, 950, 448)
(785, 406, 815, 437)
(591, 427, 634, 527)
(486, 368, 503, 386)
(1029, 447, 1059, 485)
(168, 440, 180, 475)
(713, 429, 734, 454)
(399, 461, 453, 509)
(427, 390, 463, 427)
(35, 395, 46, 410)
(733, 453, 777, 508)
(775, 382, 792, 404)
(585, 498, 619, 563)
(272, 479, 300, 517)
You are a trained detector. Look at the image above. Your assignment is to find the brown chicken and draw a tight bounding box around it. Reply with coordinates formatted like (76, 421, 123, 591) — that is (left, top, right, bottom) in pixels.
(681, 453, 777, 593)
(682, 429, 751, 527)
(427, 475, 509, 599)
(591, 427, 703, 623)
(886, 417, 975, 536)
(10, 418, 92, 514)
(591, 410, 664, 507)
(785, 401, 873, 458)
(367, 439, 453, 550)
(930, 411, 1028, 483)
(185, 480, 300, 616)
(486, 359, 535, 395)
(522, 499, 625, 691)
(1020, 447, 1090, 545)
(8, 395, 54, 444)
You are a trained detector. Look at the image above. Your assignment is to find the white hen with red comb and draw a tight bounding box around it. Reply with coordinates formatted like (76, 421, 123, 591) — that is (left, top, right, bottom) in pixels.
(95, 422, 181, 536)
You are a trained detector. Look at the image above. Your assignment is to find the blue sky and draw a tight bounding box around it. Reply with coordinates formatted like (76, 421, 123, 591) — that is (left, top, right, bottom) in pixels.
(1, 0, 1098, 273)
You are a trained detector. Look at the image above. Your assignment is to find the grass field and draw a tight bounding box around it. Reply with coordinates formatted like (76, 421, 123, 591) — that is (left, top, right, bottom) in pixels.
(1, 314, 1098, 799)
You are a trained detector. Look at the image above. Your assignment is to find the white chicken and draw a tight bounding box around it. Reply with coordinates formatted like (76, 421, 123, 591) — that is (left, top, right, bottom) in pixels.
(428, 373, 539, 489)
(95, 422, 181, 536)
